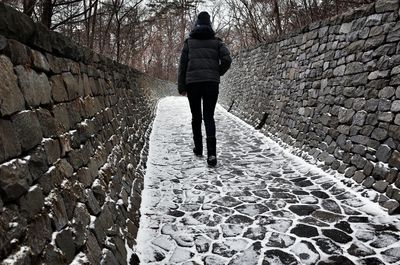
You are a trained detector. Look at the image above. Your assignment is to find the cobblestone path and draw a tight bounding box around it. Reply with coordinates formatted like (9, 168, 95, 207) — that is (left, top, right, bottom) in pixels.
(136, 97, 400, 265)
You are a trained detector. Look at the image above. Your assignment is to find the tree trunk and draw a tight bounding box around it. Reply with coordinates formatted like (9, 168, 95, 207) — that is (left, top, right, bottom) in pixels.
(41, 0, 53, 28)
(89, 0, 98, 49)
(23, 0, 36, 17)
(272, 0, 282, 35)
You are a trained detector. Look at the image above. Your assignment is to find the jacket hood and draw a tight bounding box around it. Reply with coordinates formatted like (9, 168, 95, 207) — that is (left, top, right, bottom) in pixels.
(189, 24, 215, 39)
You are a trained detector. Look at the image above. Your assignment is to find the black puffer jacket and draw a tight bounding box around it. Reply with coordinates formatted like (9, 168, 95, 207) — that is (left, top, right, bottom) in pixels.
(178, 25, 232, 93)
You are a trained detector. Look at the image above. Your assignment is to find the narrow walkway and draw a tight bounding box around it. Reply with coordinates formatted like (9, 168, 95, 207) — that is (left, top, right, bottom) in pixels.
(136, 97, 400, 265)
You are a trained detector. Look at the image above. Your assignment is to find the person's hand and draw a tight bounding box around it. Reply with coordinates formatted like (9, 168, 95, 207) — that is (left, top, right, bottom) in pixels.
(180, 91, 187, 96)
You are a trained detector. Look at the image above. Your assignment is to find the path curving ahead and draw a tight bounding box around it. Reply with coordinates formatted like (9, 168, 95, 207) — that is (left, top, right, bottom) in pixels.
(136, 97, 400, 265)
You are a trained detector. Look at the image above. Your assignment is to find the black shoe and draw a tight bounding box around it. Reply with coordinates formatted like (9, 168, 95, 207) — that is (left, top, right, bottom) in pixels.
(206, 137, 217, 166)
(193, 147, 202, 157)
(207, 155, 217, 166)
(193, 135, 203, 157)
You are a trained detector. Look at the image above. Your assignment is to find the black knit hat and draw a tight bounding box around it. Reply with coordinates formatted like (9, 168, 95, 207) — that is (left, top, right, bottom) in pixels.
(196, 11, 211, 26)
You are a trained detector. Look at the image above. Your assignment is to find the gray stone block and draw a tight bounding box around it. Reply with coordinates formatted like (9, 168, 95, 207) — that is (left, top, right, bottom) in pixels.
(55, 228, 76, 263)
(373, 180, 389, 193)
(389, 150, 400, 168)
(392, 100, 400, 112)
(387, 22, 400, 42)
(395, 114, 400, 125)
(52, 103, 71, 133)
(48, 190, 69, 231)
(379, 86, 395, 99)
(372, 162, 389, 180)
(0, 119, 22, 163)
(85, 189, 101, 215)
(11, 110, 43, 152)
(63, 72, 83, 100)
(15, 65, 52, 106)
(19, 185, 44, 219)
(25, 213, 51, 255)
(338, 107, 355, 124)
(0, 159, 31, 201)
(0, 55, 25, 117)
(50, 74, 69, 103)
(4, 39, 31, 66)
(352, 111, 367, 126)
(376, 144, 392, 162)
(375, 0, 399, 13)
(353, 171, 366, 183)
(363, 176, 375, 188)
(31, 49, 50, 72)
(371, 127, 388, 141)
(378, 99, 392, 111)
(43, 138, 61, 165)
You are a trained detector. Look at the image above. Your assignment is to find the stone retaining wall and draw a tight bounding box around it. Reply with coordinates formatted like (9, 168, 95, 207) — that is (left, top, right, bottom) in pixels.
(220, 0, 400, 214)
(0, 3, 174, 264)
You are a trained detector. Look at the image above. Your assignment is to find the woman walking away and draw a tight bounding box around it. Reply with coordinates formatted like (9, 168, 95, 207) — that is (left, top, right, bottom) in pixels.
(178, 11, 232, 167)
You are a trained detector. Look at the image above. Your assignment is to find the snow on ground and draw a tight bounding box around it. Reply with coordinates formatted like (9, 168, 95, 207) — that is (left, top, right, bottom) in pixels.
(136, 96, 400, 265)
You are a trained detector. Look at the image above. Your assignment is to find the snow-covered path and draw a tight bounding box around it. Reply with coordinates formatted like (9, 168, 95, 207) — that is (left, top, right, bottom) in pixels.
(136, 97, 400, 265)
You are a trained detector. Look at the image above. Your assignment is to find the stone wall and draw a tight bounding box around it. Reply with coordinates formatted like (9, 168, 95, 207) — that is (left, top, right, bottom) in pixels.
(220, 0, 400, 214)
(0, 3, 174, 264)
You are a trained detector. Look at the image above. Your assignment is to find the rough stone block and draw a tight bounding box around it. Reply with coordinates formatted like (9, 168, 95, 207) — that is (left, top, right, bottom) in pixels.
(43, 138, 61, 165)
(392, 101, 400, 112)
(25, 213, 51, 255)
(345, 62, 364, 75)
(387, 22, 400, 42)
(375, 0, 399, 13)
(11, 110, 43, 152)
(48, 190, 69, 231)
(14, 65, 52, 106)
(395, 114, 400, 125)
(338, 107, 355, 124)
(39, 244, 67, 264)
(26, 147, 48, 182)
(31, 49, 50, 72)
(379, 86, 395, 98)
(0, 34, 6, 51)
(376, 144, 392, 163)
(363, 176, 375, 188)
(0, 159, 31, 201)
(345, 166, 357, 178)
(50, 74, 68, 103)
(0, 119, 22, 163)
(387, 169, 399, 183)
(85, 232, 102, 264)
(373, 180, 389, 193)
(0, 55, 25, 115)
(353, 171, 366, 183)
(378, 99, 391, 111)
(388, 125, 400, 140)
(19, 185, 44, 219)
(4, 39, 31, 65)
(85, 189, 101, 215)
(382, 199, 400, 215)
(378, 111, 393, 122)
(389, 150, 400, 168)
(371, 127, 388, 141)
(52, 103, 71, 133)
(352, 111, 367, 126)
(36, 108, 59, 138)
(372, 162, 389, 180)
(93, 203, 114, 244)
(63, 72, 82, 100)
(55, 228, 76, 263)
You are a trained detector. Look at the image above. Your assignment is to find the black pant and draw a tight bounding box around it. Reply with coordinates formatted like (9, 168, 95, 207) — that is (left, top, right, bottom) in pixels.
(187, 82, 219, 139)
